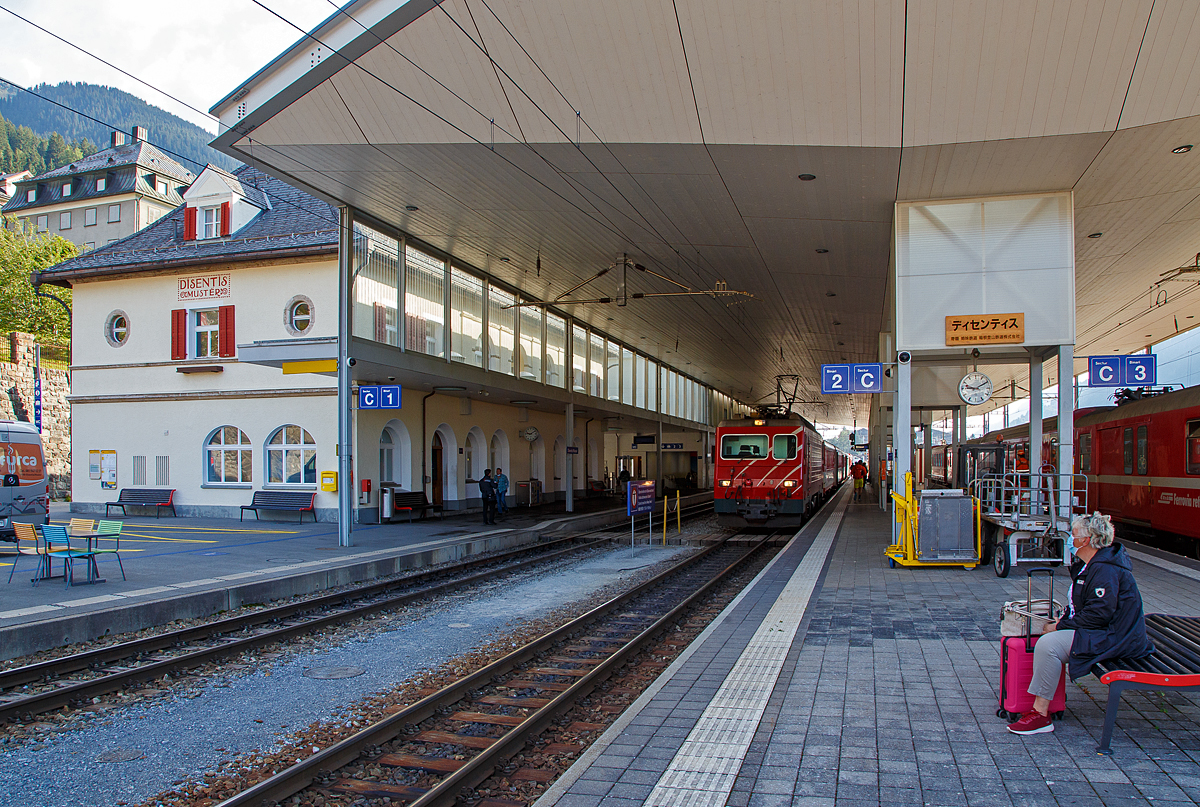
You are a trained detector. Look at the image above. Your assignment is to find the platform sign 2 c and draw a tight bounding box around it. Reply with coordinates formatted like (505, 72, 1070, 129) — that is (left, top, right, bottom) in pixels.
(627, 480, 655, 516)
(358, 384, 402, 409)
(1088, 355, 1156, 387)
(822, 364, 883, 394)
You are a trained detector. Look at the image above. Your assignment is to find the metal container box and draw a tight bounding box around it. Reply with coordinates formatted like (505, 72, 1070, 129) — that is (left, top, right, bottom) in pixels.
(917, 489, 977, 561)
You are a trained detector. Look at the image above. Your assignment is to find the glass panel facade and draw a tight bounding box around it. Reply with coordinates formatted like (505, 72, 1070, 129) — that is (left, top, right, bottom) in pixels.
(590, 332, 605, 398)
(545, 313, 566, 388)
(519, 306, 542, 382)
(635, 355, 647, 409)
(621, 349, 634, 406)
(352, 223, 400, 346)
(572, 325, 588, 392)
(647, 359, 657, 412)
(487, 285, 515, 375)
(405, 245, 445, 357)
(606, 340, 620, 401)
(450, 268, 484, 367)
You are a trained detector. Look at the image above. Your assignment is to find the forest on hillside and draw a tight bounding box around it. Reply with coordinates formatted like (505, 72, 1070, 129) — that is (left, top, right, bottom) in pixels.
(0, 82, 239, 175)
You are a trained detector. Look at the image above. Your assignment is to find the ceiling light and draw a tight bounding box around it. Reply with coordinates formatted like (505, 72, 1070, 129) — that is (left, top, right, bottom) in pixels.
(433, 385, 465, 391)
(815, 248, 829, 254)
(499, 256, 510, 262)
(826, 291, 836, 297)
(1087, 232, 1103, 238)
(511, 399, 537, 405)
(1173, 145, 1193, 154)
(798, 174, 816, 181)
(405, 205, 419, 211)
(833, 320, 841, 326)
(837, 341, 845, 346)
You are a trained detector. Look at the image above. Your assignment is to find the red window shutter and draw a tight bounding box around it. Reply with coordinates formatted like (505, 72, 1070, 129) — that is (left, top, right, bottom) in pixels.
(374, 303, 386, 342)
(218, 305, 236, 358)
(171, 309, 187, 360)
(183, 207, 197, 240)
(220, 201, 231, 236)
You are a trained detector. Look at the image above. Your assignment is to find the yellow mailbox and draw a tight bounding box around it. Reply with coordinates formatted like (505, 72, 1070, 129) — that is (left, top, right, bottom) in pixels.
(320, 470, 338, 492)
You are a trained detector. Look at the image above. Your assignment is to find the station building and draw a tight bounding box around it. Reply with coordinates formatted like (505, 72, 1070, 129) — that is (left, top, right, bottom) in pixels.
(41, 165, 737, 520)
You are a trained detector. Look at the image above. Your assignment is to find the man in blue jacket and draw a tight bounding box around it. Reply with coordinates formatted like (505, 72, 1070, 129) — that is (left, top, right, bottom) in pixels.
(478, 469, 498, 526)
(1008, 512, 1155, 735)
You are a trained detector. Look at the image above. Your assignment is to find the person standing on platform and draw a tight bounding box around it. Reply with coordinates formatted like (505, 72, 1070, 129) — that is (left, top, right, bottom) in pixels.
(479, 468, 498, 525)
(851, 460, 867, 502)
(494, 467, 509, 516)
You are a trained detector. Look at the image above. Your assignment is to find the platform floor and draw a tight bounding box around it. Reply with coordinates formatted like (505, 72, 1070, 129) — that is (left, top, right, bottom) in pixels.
(537, 488, 1200, 807)
(0, 495, 656, 630)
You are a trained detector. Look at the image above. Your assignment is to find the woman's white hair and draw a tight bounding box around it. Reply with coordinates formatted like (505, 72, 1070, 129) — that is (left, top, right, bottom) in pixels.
(1071, 511, 1115, 548)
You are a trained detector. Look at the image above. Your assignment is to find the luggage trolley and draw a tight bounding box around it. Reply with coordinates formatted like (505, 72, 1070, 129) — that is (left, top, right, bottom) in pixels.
(970, 468, 1088, 578)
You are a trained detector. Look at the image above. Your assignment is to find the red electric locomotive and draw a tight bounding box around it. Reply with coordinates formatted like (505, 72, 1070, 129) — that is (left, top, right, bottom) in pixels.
(714, 412, 845, 528)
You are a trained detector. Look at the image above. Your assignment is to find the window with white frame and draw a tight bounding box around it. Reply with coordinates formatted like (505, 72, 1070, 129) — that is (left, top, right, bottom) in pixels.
(26, 189, 35, 203)
(61, 182, 72, 197)
(380, 428, 395, 483)
(96, 177, 106, 192)
(267, 425, 316, 485)
(287, 297, 313, 335)
(105, 310, 129, 347)
(157, 177, 170, 195)
(59, 211, 71, 230)
(202, 206, 221, 238)
(35, 215, 48, 231)
(84, 207, 97, 226)
(206, 426, 252, 484)
(108, 203, 121, 223)
(194, 309, 219, 357)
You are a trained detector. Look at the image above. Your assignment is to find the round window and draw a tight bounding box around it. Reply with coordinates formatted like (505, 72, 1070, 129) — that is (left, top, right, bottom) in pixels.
(105, 310, 129, 347)
(285, 295, 314, 335)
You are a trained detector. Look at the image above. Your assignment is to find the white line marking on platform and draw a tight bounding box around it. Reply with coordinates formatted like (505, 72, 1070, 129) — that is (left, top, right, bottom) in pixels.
(0, 605, 64, 618)
(54, 595, 124, 607)
(643, 493, 848, 807)
(1127, 549, 1200, 583)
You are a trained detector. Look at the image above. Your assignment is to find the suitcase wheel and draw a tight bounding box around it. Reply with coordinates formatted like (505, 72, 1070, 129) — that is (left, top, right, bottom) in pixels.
(1053, 711, 1064, 720)
(997, 708, 1009, 720)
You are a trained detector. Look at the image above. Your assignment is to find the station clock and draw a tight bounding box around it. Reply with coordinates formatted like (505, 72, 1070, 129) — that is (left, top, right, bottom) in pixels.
(521, 426, 540, 442)
(958, 371, 994, 406)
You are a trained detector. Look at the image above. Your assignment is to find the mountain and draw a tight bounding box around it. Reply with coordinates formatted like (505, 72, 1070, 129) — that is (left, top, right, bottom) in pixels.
(0, 82, 239, 175)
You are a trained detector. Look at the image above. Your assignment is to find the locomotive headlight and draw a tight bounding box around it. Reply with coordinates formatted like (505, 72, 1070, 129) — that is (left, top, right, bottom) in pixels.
(753, 419, 766, 426)
(719, 480, 732, 487)
(782, 480, 797, 488)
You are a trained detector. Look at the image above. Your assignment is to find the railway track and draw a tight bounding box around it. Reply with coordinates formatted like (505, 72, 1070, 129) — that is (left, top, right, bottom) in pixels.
(0, 501, 714, 724)
(211, 531, 776, 807)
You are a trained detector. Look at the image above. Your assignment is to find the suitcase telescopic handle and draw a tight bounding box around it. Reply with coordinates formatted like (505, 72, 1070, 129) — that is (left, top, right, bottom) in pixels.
(1025, 567, 1055, 651)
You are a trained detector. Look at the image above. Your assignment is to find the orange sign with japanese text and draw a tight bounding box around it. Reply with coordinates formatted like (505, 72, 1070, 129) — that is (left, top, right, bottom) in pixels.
(945, 313, 1025, 346)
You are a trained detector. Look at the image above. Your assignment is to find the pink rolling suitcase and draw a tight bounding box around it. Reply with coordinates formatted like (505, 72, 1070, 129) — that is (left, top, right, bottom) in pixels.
(997, 568, 1067, 721)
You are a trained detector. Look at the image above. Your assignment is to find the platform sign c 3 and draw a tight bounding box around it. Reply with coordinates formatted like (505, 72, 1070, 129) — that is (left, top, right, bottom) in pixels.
(945, 312, 1025, 346)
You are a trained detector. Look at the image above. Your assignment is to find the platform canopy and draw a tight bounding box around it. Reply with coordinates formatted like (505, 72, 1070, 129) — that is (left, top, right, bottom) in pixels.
(212, 0, 1200, 423)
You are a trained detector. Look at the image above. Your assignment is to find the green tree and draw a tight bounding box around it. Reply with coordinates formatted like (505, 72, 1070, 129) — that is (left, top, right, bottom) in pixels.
(0, 216, 74, 346)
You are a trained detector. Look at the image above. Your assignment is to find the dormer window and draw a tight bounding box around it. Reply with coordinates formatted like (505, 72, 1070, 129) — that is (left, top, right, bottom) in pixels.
(62, 182, 72, 197)
(202, 206, 222, 239)
(96, 176, 107, 192)
(25, 189, 35, 203)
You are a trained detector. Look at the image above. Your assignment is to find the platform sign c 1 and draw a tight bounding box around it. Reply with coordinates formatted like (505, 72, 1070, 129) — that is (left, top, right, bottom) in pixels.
(627, 480, 655, 516)
(358, 384, 402, 409)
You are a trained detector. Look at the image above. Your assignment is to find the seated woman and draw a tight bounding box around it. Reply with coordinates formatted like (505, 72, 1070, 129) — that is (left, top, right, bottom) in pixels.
(1008, 511, 1155, 735)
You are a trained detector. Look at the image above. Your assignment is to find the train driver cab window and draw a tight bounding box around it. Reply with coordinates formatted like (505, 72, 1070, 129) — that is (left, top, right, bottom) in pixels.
(721, 434, 768, 459)
(1136, 425, 1148, 475)
(772, 434, 797, 460)
(1078, 433, 1092, 472)
(1187, 421, 1200, 475)
(1123, 428, 1134, 475)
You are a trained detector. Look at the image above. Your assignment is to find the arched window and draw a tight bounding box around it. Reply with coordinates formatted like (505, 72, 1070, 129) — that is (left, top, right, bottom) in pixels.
(380, 428, 395, 483)
(267, 425, 316, 485)
(206, 426, 251, 484)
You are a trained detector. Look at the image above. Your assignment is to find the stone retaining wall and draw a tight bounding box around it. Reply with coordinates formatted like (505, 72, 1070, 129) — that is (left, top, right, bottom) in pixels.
(0, 332, 70, 499)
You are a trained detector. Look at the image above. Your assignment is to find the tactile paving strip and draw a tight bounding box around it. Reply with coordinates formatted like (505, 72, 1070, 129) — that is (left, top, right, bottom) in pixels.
(642, 494, 848, 807)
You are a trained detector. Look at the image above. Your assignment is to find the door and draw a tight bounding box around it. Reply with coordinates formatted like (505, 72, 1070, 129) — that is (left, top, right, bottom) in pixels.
(1097, 427, 1124, 515)
(431, 433, 444, 507)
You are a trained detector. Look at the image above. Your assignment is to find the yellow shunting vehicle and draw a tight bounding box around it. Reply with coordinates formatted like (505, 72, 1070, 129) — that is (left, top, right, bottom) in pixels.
(886, 472, 981, 569)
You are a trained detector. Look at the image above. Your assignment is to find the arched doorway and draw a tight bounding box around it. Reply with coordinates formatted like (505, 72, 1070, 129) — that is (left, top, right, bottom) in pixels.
(431, 432, 444, 506)
(381, 419, 412, 491)
(432, 423, 459, 506)
(465, 426, 487, 486)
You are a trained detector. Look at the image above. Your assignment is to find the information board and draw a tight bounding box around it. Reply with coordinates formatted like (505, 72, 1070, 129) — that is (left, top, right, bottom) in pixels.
(822, 364, 883, 394)
(627, 480, 656, 516)
(358, 385, 402, 409)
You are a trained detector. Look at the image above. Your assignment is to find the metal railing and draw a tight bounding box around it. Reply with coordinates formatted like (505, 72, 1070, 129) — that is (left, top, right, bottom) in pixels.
(969, 469, 1088, 528)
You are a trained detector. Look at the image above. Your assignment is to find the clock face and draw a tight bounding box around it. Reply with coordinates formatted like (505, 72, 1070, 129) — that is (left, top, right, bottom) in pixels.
(959, 372, 993, 405)
(522, 426, 540, 442)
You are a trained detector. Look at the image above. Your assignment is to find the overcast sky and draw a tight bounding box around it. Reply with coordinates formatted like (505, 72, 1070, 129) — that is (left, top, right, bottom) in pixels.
(2, 0, 337, 133)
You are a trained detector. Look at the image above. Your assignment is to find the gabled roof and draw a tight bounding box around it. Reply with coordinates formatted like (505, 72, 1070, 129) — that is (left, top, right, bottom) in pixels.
(1, 141, 195, 214)
(38, 165, 337, 286)
(185, 163, 269, 209)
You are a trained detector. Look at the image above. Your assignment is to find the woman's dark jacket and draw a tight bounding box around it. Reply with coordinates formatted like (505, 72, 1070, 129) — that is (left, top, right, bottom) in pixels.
(1057, 542, 1155, 680)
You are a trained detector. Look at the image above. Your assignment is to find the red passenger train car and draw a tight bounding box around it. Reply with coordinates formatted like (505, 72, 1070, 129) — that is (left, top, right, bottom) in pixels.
(714, 413, 846, 528)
